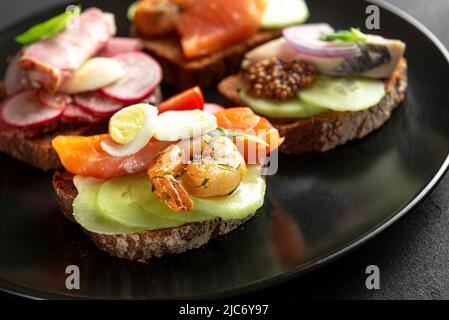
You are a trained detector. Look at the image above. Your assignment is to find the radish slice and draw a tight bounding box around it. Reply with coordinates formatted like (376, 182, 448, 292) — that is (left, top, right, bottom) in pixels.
(100, 52, 162, 103)
(74, 91, 124, 116)
(5, 54, 31, 96)
(283, 23, 361, 58)
(37, 90, 68, 110)
(62, 103, 107, 123)
(97, 37, 143, 57)
(1, 90, 64, 127)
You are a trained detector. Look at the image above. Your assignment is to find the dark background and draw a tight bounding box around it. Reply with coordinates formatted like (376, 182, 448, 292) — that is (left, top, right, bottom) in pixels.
(0, 0, 448, 300)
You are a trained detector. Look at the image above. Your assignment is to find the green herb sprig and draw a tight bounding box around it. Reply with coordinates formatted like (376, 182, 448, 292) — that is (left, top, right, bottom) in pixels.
(209, 127, 269, 147)
(127, 2, 138, 21)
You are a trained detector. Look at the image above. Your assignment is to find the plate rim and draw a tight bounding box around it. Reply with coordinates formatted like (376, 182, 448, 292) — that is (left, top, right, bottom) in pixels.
(1, 0, 449, 299)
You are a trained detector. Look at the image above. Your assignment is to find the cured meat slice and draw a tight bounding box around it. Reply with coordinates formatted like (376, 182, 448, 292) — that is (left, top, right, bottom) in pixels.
(19, 8, 116, 93)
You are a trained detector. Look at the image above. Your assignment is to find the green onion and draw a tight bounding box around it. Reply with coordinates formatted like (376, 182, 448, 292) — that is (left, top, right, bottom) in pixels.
(319, 28, 368, 43)
(210, 127, 269, 147)
(217, 163, 237, 172)
(15, 5, 81, 45)
(127, 2, 138, 21)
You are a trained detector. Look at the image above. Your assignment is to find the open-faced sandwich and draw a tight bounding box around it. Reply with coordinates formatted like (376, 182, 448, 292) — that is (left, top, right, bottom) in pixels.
(51, 94, 282, 260)
(130, 0, 309, 89)
(0, 7, 163, 170)
(219, 23, 408, 154)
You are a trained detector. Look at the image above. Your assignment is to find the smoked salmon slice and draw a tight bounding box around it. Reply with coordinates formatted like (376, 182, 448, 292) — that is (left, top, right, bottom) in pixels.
(175, 0, 266, 58)
(53, 108, 281, 178)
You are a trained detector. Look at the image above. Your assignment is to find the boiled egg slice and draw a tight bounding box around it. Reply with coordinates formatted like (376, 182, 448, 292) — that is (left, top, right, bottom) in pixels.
(154, 110, 217, 141)
(101, 104, 158, 157)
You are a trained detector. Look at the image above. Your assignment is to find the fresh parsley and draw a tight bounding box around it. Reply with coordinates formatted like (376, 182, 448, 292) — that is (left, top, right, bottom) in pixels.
(209, 127, 269, 147)
(218, 163, 237, 172)
(127, 1, 138, 21)
(197, 178, 210, 188)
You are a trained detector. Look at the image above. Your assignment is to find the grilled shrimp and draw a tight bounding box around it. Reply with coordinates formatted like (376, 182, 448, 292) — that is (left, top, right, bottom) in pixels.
(148, 135, 247, 212)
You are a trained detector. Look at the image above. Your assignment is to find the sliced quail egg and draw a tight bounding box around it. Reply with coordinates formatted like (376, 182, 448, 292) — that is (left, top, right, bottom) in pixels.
(101, 103, 158, 157)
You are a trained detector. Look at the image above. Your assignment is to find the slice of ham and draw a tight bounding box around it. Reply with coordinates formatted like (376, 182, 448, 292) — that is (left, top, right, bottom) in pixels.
(4, 54, 31, 95)
(19, 8, 116, 93)
(97, 37, 143, 57)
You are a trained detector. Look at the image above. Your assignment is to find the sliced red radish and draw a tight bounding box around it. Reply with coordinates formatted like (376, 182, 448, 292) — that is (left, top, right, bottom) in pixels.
(1, 90, 64, 127)
(204, 103, 225, 114)
(62, 103, 107, 123)
(74, 91, 124, 116)
(100, 52, 162, 104)
(97, 37, 144, 57)
(37, 90, 68, 110)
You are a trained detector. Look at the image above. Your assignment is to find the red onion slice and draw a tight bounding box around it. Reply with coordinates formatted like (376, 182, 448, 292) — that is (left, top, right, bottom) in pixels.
(283, 23, 361, 58)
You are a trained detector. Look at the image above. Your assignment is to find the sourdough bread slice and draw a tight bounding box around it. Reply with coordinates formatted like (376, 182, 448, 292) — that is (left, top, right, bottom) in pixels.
(0, 121, 107, 171)
(218, 58, 408, 154)
(52, 171, 255, 260)
(139, 30, 282, 89)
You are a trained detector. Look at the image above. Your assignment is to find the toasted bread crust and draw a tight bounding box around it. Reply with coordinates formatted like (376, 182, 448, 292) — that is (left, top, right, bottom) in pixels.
(219, 58, 408, 154)
(140, 30, 282, 89)
(52, 171, 255, 260)
(0, 122, 108, 171)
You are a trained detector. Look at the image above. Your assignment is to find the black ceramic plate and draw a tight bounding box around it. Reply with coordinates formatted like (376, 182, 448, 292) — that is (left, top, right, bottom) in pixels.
(0, 0, 449, 299)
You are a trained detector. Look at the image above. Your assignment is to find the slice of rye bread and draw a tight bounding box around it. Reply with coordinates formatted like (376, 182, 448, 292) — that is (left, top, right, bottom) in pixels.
(52, 171, 255, 260)
(218, 58, 408, 154)
(0, 85, 161, 171)
(139, 30, 282, 89)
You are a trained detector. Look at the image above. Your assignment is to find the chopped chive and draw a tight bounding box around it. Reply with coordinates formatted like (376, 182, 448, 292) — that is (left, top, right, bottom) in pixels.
(319, 28, 368, 43)
(197, 177, 210, 188)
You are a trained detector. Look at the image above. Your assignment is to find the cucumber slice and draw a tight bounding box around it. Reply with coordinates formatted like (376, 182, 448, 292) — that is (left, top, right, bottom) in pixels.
(240, 89, 328, 119)
(96, 167, 265, 227)
(77, 167, 265, 232)
(140, 166, 265, 220)
(262, 0, 309, 29)
(97, 174, 185, 230)
(73, 182, 144, 235)
(131, 177, 214, 223)
(298, 76, 386, 112)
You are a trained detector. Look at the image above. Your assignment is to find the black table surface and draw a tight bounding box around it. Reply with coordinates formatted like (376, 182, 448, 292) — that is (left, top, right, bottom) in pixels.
(1, 0, 448, 300)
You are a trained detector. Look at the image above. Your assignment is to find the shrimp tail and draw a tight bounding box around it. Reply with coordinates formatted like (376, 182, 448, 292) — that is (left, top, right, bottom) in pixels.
(152, 176, 194, 212)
